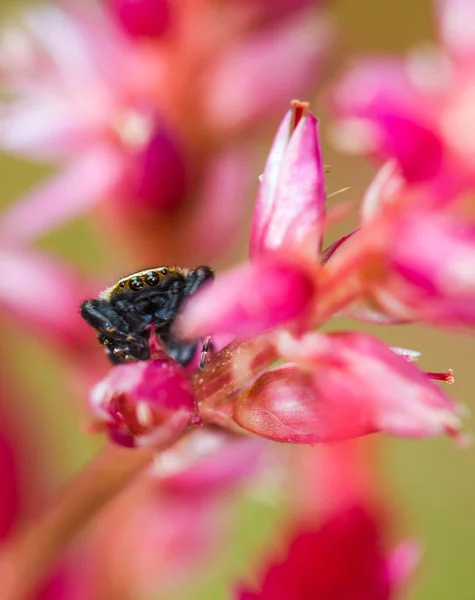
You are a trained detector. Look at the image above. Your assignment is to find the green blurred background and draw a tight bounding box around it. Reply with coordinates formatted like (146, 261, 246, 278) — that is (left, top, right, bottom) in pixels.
(1, 0, 474, 598)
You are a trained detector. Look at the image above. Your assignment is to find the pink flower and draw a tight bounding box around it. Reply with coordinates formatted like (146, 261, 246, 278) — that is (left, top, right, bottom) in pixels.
(173, 104, 463, 445)
(236, 504, 413, 600)
(0, 1, 332, 266)
(330, 0, 475, 202)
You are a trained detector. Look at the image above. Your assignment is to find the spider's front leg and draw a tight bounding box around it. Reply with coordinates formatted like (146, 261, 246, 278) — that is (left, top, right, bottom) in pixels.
(198, 336, 215, 370)
(183, 268, 215, 369)
(80, 299, 132, 342)
(184, 266, 214, 297)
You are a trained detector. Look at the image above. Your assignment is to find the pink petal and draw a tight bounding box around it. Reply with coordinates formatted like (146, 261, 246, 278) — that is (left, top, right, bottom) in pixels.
(0, 146, 122, 245)
(0, 98, 102, 162)
(89, 360, 197, 448)
(320, 230, 358, 265)
(0, 248, 91, 349)
(250, 110, 293, 256)
(157, 429, 266, 495)
(251, 112, 326, 261)
(177, 259, 317, 341)
(376, 212, 475, 325)
(235, 331, 462, 444)
(436, 0, 475, 63)
(204, 9, 333, 134)
(233, 364, 368, 444)
(278, 332, 463, 440)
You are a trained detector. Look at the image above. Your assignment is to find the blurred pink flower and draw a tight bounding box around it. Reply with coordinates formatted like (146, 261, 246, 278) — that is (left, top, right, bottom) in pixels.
(236, 504, 412, 600)
(365, 210, 475, 326)
(321, 160, 475, 328)
(78, 428, 269, 598)
(0, 247, 92, 353)
(330, 0, 475, 203)
(237, 440, 419, 600)
(92, 104, 461, 448)
(0, 0, 332, 265)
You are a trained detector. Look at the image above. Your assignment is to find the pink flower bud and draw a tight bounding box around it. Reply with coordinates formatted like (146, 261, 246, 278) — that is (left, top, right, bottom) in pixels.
(250, 107, 326, 261)
(90, 360, 198, 448)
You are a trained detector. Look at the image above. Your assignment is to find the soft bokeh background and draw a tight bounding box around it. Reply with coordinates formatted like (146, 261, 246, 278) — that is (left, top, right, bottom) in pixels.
(1, 0, 473, 598)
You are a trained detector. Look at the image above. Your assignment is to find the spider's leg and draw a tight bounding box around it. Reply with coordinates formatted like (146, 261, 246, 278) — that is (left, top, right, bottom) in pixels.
(80, 299, 132, 342)
(184, 266, 214, 297)
(198, 336, 214, 370)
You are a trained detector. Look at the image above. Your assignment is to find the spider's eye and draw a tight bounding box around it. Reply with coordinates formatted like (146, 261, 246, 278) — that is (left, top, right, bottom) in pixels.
(145, 272, 160, 286)
(129, 277, 144, 292)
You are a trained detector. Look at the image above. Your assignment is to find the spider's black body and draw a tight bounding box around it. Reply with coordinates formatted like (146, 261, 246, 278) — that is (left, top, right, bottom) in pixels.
(80, 266, 213, 366)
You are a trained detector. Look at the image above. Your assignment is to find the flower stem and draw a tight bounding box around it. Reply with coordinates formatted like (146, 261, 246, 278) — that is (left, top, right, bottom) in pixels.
(0, 445, 156, 600)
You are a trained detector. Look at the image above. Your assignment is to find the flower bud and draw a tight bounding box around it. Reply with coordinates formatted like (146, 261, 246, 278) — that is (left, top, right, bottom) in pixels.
(90, 360, 198, 448)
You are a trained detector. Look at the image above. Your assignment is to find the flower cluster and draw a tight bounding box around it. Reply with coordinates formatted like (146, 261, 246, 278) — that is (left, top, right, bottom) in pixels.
(90, 101, 463, 451)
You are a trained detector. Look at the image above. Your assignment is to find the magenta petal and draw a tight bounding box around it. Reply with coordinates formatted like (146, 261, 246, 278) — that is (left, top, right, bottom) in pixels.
(109, 0, 171, 39)
(178, 259, 317, 341)
(0, 146, 122, 245)
(90, 360, 197, 448)
(129, 123, 188, 212)
(331, 60, 444, 182)
(251, 113, 326, 261)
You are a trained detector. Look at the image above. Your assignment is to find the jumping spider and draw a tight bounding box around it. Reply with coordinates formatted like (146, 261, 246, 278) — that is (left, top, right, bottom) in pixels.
(80, 266, 213, 368)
